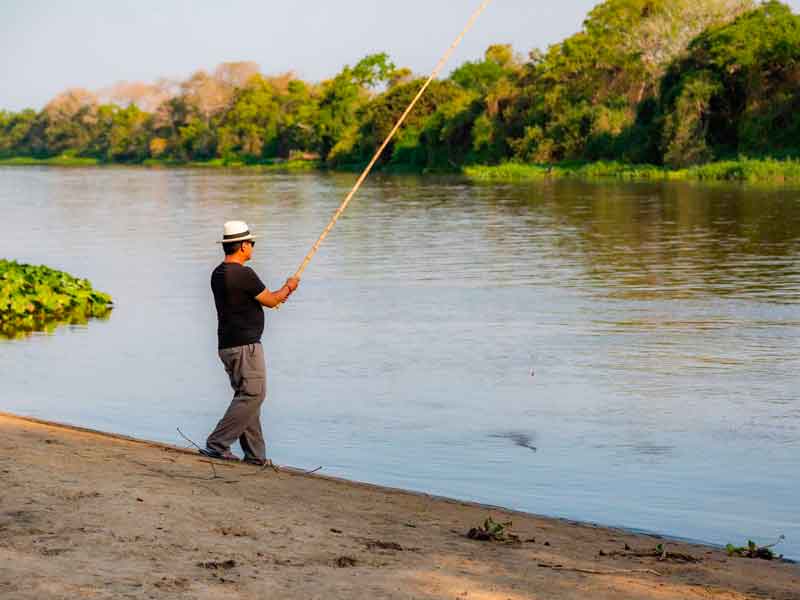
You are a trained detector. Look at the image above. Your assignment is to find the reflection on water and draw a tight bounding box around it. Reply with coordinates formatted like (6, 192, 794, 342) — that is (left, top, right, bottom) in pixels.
(0, 167, 798, 557)
(494, 180, 800, 302)
(489, 431, 538, 452)
(0, 305, 112, 340)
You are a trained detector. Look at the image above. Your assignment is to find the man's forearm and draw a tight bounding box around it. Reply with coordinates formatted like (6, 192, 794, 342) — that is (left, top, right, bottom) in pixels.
(256, 285, 291, 308)
(274, 285, 291, 305)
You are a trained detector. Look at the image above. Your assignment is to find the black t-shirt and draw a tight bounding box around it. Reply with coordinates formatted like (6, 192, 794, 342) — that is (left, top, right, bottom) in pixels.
(211, 262, 267, 349)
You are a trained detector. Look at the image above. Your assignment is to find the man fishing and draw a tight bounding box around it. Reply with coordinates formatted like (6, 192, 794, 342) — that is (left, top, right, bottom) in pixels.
(200, 220, 299, 466)
(194, 3, 490, 467)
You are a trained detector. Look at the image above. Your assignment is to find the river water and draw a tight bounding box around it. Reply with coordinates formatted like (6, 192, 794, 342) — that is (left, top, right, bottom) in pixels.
(1, 166, 798, 558)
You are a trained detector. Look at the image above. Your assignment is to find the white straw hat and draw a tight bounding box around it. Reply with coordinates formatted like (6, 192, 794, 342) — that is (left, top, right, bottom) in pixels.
(217, 220, 257, 244)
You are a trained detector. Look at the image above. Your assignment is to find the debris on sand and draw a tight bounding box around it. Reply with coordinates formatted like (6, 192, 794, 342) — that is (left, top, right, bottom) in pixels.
(600, 543, 701, 563)
(467, 517, 520, 543)
(197, 559, 236, 570)
(333, 556, 358, 568)
(726, 536, 785, 560)
(365, 540, 404, 551)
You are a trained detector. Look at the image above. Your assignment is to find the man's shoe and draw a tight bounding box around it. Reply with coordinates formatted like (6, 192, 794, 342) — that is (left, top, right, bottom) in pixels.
(199, 447, 239, 461)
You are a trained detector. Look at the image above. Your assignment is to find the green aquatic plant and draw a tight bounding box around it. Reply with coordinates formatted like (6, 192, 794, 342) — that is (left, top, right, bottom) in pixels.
(0, 259, 113, 339)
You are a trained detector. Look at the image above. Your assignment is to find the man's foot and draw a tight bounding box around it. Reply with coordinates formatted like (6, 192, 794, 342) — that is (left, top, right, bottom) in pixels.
(199, 447, 239, 461)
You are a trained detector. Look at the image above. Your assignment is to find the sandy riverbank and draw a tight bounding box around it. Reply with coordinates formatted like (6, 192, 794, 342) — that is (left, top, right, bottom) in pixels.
(0, 412, 796, 599)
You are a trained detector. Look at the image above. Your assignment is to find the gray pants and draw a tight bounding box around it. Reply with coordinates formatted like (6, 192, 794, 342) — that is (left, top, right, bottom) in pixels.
(206, 342, 267, 460)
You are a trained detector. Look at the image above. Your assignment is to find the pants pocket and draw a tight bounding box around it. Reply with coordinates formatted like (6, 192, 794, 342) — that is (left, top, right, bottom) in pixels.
(241, 375, 266, 400)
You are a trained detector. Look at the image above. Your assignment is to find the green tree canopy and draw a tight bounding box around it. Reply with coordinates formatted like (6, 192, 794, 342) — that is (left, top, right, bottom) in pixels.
(0, 2, 797, 170)
(658, 1, 800, 165)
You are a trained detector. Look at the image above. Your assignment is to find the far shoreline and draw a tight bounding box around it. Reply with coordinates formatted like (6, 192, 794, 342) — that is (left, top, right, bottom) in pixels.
(3, 155, 800, 184)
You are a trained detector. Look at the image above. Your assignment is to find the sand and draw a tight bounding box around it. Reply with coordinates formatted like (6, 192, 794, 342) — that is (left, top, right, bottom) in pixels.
(0, 412, 797, 599)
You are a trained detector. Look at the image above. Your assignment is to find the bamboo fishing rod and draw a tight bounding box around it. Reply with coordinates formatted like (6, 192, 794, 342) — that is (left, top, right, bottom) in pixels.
(292, 0, 493, 280)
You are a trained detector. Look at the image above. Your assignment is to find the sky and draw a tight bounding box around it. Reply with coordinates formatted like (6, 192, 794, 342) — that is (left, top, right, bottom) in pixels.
(1, 0, 799, 111)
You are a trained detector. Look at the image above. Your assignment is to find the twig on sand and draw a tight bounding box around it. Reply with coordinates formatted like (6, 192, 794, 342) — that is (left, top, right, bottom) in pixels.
(241, 459, 280, 476)
(177, 427, 220, 479)
(124, 457, 219, 481)
(177, 427, 322, 478)
(538, 562, 662, 577)
(241, 463, 323, 477)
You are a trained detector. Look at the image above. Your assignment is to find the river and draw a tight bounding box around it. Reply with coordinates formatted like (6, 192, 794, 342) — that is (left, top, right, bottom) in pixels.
(1, 166, 798, 558)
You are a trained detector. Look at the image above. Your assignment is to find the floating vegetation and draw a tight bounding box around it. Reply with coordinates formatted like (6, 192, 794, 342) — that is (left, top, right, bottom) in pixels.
(726, 536, 785, 560)
(0, 259, 113, 339)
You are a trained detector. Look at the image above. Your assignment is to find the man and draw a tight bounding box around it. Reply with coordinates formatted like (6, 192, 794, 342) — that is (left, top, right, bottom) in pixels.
(200, 220, 299, 466)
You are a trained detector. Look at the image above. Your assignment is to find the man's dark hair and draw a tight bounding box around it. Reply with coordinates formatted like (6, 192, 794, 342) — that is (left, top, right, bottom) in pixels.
(222, 241, 243, 256)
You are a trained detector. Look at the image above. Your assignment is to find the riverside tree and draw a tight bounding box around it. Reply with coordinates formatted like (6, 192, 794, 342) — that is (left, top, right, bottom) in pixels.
(658, 0, 800, 165)
(0, 1, 797, 170)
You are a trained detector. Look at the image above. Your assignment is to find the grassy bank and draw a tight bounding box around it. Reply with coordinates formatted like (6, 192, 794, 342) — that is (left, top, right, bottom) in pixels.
(0, 155, 320, 171)
(0, 156, 101, 167)
(5, 155, 800, 184)
(463, 159, 800, 184)
(0, 260, 113, 338)
(141, 157, 321, 171)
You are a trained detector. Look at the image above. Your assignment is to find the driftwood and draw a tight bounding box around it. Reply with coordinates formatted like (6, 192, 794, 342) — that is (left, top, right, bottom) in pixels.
(538, 562, 662, 577)
(600, 546, 701, 563)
